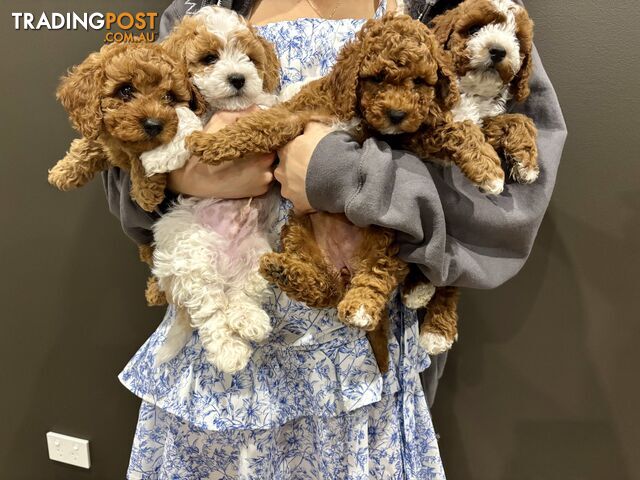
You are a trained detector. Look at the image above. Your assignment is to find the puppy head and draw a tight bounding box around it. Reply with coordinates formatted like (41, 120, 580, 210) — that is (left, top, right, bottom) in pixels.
(430, 0, 534, 101)
(57, 43, 199, 154)
(163, 6, 280, 111)
(328, 13, 458, 134)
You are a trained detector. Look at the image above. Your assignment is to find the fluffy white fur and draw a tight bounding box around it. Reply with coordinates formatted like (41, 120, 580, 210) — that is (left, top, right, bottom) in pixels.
(419, 331, 454, 355)
(140, 107, 203, 175)
(148, 6, 281, 372)
(153, 195, 278, 372)
(349, 306, 375, 329)
(452, 0, 523, 124)
(402, 282, 436, 309)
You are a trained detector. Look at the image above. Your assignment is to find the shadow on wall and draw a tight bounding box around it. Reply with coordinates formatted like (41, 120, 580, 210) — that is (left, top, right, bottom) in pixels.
(432, 207, 633, 480)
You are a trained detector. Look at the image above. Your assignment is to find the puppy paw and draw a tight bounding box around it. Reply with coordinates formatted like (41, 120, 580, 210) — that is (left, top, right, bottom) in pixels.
(186, 132, 228, 166)
(226, 302, 272, 343)
(338, 299, 379, 331)
(259, 253, 289, 287)
(402, 282, 436, 309)
(145, 277, 167, 307)
(479, 177, 505, 195)
(509, 155, 540, 184)
(47, 167, 81, 191)
(201, 329, 253, 373)
(419, 331, 455, 355)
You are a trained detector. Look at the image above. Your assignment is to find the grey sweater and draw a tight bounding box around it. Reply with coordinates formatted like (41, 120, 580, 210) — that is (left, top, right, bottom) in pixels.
(102, 0, 567, 290)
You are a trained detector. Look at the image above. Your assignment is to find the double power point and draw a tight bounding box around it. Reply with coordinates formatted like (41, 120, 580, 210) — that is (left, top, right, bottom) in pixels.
(46, 432, 91, 469)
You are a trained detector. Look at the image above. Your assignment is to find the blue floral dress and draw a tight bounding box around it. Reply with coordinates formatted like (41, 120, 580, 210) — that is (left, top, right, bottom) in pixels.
(121, 3, 446, 479)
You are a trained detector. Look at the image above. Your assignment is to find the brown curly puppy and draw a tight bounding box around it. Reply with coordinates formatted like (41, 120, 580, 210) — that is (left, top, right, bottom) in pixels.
(49, 42, 205, 306)
(50, 41, 205, 210)
(184, 13, 504, 371)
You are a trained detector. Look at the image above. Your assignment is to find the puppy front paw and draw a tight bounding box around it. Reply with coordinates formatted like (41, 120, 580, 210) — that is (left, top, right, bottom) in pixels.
(47, 165, 84, 191)
(186, 131, 231, 166)
(507, 151, 540, 184)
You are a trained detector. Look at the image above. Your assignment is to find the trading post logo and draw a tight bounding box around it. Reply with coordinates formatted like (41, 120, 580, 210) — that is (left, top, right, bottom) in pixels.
(11, 12, 159, 43)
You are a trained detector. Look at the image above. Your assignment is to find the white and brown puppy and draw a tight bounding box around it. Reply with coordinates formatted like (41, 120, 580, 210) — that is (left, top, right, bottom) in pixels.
(403, 0, 540, 355)
(144, 6, 281, 373)
(430, 0, 538, 183)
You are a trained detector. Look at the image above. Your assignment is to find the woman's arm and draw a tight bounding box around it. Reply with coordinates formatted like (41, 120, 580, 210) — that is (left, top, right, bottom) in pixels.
(299, 46, 566, 289)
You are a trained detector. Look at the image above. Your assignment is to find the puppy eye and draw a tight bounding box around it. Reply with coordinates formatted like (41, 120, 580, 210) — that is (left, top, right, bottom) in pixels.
(200, 53, 219, 65)
(414, 77, 427, 86)
(116, 83, 135, 102)
(368, 74, 384, 84)
(163, 91, 177, 104)
(467, 25, 482, 36)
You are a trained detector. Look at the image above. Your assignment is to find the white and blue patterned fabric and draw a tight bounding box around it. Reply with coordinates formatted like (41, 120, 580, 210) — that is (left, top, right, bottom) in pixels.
(121, 3, 446, 478)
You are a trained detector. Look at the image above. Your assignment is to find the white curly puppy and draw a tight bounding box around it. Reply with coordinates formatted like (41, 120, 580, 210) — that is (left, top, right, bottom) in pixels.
(139, 6, 282, 373)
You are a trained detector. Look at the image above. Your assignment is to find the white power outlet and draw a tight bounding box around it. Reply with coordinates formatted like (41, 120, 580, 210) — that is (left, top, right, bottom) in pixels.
(46, 432, 91, 469)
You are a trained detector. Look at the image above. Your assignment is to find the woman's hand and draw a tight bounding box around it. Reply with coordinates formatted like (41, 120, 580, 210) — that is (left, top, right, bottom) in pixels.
(168, 107, 276, 198)
(275, 122, 333, 214)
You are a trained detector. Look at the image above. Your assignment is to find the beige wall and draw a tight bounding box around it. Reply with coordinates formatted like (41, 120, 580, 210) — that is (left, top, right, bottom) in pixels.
(0, 0, 638, 479)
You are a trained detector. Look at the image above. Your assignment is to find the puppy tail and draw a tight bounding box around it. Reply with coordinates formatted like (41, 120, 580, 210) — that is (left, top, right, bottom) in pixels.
(154, 307, 193, 366)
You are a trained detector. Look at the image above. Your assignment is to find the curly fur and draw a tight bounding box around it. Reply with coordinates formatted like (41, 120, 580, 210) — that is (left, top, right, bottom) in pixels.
(184, 13, 506, 372)
(149, 7, 281, 372)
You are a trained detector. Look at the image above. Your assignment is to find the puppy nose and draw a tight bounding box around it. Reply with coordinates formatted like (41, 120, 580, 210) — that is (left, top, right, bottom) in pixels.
(142, 118, 164, 137)
(490, 47, 507, 64)
(228, 74, 246, 90)
(387, 109, 406, 125)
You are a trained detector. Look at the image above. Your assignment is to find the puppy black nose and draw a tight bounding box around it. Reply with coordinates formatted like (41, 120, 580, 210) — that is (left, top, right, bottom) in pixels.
(228, 74, 245, 90)
(142, 118, 164, 137)
(387, 109, 406, 125)
(490, 47, 507, 64)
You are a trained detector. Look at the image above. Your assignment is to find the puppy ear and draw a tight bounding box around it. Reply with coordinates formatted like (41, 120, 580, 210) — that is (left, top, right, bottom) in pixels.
(255, 34, 281, 94)
(161, 15, 198, 60)
(511, 9, 534, 102)
(434, 45, 460, 110)
(428, 8, 458, 46)
(189, 83, 208, 116)
(325, 20, 373, 117)
(57, 50, 105, 139)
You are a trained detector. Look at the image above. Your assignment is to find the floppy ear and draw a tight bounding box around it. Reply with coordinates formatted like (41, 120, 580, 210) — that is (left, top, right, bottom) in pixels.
(161, 15, 197, 61)
(324, 25, 369, 118)
(434, 45, 460, 110)
(56, 50, 105, 139)
(189, 83, 208, 116)
(255, 34, 281, 94)
(428, 7, 459, 47)
(511, 9, 534, 102)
